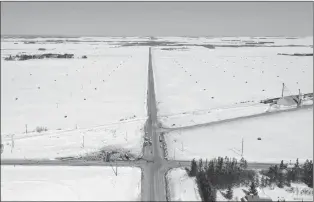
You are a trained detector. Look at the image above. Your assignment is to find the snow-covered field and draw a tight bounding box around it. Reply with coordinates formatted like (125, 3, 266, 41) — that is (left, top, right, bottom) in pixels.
(1, 165, 141, 201)
(153, 36, 313, 47)
(1, 39, 148, 159)
(1, 120, 145, 160)
(1, 36, 312, 160)
(153, 43, 313, 128)
(167, 168, 313, 202)
(165, 108, 313, 163)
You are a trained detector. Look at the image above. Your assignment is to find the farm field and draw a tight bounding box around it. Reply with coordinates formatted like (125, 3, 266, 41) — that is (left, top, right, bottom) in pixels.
(167, 168, 313, 202)
(153, 43, 313, 128)
(1, 39, 148, 159)
(165, 108, 313, 163)
(1, 165, 141, 201)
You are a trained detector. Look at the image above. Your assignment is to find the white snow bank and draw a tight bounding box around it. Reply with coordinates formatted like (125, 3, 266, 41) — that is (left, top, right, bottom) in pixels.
(160, 101, 313, 129)
(1, 165, 141, 201)
(165, 108, 313, 163)
(160, 103, 270, 128)
(166, 168, 201, 201)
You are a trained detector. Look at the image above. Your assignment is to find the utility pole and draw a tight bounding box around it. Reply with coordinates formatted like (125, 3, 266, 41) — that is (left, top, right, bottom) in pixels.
(298, 89, 302, 107)
(25, 124, 28, 134)
(281, 83, 285, 98)
(241, 138, 244, 157)
(11, 134, 14, 153)
(111, 162, 118, 176)
(116, 162, 118, 176)
(82, 134, 85, 148)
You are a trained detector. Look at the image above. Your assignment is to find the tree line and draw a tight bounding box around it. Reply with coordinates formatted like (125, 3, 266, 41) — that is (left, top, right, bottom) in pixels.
(187, 157, 313, 201)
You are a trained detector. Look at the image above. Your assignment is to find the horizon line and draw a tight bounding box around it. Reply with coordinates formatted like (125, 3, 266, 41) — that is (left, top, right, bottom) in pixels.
(1, 34, 313, 38)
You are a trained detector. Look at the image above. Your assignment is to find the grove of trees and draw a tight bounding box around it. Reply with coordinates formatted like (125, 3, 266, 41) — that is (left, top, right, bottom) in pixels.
(187, 157, 313, 201)
(188, 157, 253, 201)
(261, 159, 313, 188)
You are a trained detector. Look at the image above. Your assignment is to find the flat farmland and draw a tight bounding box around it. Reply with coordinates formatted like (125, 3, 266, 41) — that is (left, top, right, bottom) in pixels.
(153, 45, 312, 128)
(1, 39, 148, 159)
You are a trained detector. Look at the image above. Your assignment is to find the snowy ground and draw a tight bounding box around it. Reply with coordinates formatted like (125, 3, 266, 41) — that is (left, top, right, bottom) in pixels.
(153, 36, 313, 47)
(165, 107, 313, 163)
(153, 44, 313, 128)
(217, 182, 313, 201)
(166, 168, 313, 202)
(166, 168, 201, 201)
(1, 165, 141, 201)
(1, 39, 148, 159)
(1, 119, 145, 160)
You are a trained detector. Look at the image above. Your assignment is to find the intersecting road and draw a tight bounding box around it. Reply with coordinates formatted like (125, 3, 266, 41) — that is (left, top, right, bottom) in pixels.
(1, 47, 311, 201)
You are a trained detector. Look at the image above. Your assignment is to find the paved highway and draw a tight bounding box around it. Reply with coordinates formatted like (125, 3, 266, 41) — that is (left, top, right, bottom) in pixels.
(141, 47, 167, 201)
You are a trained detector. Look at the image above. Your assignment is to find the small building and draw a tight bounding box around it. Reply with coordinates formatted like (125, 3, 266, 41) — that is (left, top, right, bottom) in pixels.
(277, 95, 299, 106)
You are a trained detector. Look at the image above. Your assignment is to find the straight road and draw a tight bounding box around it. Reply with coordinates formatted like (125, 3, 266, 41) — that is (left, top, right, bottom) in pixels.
(142, 47, 167, 201)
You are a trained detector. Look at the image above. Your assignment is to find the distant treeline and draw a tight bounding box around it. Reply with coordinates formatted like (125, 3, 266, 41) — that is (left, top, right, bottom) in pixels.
(4, 53, 75, 61)
(278, 53, 313, 56)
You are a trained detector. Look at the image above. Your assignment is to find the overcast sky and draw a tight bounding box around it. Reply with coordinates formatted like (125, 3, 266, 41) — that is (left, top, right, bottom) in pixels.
(1, 2, 313, 37)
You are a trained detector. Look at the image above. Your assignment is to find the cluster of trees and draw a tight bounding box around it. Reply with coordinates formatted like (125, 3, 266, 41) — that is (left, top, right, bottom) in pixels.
(188, 157, 254, 201)
(187, 157, 312, 201)
(5, 53, 74, 61)
(261, 159, 313, 188)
